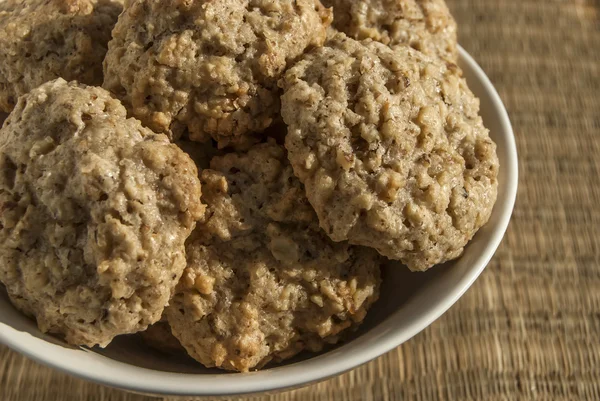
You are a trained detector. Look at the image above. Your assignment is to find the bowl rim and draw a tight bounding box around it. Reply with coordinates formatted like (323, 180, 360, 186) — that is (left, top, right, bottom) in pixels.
(0, 46, 518, 396)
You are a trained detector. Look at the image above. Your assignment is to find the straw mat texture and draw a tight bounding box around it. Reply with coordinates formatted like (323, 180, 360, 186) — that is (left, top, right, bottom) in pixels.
(1, 0, 599, 399)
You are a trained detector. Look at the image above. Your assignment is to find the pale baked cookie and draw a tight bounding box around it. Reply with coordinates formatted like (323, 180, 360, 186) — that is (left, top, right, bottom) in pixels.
(322, 0, 457, 62)
(0, 79, 205, 347)
(280, 34, 498, 271)
(103, 0, 332, 148)
(166, 141, 381, 372)
(0, 0, 123, 112)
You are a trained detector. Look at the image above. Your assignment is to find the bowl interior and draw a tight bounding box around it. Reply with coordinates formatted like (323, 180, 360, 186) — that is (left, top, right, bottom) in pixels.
(0, 47, 518, 396)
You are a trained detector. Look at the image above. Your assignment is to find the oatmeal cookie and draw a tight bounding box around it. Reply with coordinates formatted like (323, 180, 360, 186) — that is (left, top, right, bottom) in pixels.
(103, 0, 332, 148)
(0, 0, 123, 113)
(166, 141, 381, 372)
(322, 0, 457, 62)
(280, 34, 498, 271)
(0, 79, 205, 347)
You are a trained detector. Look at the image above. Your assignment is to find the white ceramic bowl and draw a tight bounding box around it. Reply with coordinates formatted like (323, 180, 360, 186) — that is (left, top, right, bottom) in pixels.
(0, 47, 518, 397)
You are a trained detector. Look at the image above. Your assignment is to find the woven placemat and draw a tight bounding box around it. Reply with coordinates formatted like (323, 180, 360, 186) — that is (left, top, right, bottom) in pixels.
(2, 0, 599, 400)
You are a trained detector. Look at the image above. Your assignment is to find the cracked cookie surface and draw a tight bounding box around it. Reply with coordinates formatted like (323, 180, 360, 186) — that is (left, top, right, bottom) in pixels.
(0, 0, 123, 112)
(281, 34, 498, 271)
(322, 0, 457, 62)
(0, 79, 204, 347)
(103, 0, 332, 148)
(166, 141, 381, 372)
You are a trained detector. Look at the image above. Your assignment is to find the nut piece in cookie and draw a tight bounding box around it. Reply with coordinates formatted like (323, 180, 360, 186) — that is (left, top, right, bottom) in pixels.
(280, 34, 498, 271)
(322, 0, 458, 62)
(165, 141, 381, 372)
(0, 79, 205, 347)
(0, 0, 123, 112)
(103, 0, 332, 149)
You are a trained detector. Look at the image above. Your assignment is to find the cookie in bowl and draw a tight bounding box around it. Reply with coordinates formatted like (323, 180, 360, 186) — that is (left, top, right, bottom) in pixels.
(321, 0, 458, 62)
(0, 79, 204, 347)
(0, 0, 123, 112)
(166, 141, 381, 372)
(103, 0, 332, 148)
(280, 33, 498, 271)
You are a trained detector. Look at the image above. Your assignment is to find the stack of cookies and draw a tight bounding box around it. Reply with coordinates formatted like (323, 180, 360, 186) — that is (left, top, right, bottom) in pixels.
(0, 0, 498, 372)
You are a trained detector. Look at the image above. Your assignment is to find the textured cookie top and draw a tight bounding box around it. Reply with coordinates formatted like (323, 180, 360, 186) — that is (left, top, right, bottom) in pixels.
(166, 141, 381, 372)
(103, 0, 332, 148)
(280, 34, 498, 271)
(0, 79, 204, 347)
(322, 0, 457, 62)
(0, 0, 122, 112)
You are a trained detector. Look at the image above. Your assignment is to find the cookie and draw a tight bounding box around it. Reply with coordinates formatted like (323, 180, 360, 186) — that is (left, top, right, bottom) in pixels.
(322, 0, 457, 62)
(165, 141, 381, 372)
(280, 34, 498, 271)
(0, 79, 205, 347)
(103, 0, 332, 148)
(0, 0, 123, 112)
